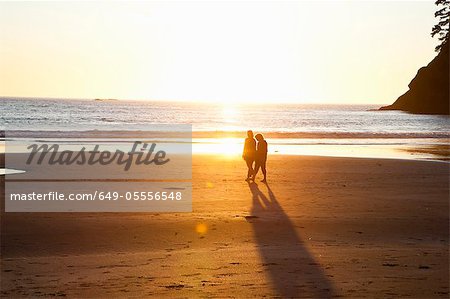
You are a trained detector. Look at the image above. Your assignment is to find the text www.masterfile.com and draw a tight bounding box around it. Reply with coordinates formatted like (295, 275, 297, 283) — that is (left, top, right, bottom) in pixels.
(9, 191, 184, 201)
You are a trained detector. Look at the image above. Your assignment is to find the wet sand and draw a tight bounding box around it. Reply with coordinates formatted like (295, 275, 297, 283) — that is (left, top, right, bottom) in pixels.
(1, 154, 449, 298)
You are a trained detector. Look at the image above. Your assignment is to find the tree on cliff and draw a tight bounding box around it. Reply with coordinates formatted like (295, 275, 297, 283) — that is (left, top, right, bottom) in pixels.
(432, 0, 449, 52)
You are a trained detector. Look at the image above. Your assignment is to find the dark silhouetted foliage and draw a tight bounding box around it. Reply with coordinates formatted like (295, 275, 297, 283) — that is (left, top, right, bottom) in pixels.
(432, 0, 449, 52)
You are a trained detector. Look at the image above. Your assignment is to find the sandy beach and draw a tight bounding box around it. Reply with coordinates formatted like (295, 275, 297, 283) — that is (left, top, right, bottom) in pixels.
(1, 154, 448, 298)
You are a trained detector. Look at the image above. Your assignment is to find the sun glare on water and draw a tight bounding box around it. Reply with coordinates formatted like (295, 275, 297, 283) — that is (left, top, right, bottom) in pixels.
(189, 105, 244, 155)
(218, 138, 241, 155)
(192, 138, 242, 156)
(220, 105, 244, 131)
(222, 106, 239, 121)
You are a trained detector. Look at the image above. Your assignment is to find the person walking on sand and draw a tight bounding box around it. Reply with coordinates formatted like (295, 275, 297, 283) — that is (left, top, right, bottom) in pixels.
(254, 133, 268, 183)
(242, 130, 256, 181)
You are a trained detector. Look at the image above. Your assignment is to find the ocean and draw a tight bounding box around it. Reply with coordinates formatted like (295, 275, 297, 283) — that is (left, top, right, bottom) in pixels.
(1, 97, 449, 161)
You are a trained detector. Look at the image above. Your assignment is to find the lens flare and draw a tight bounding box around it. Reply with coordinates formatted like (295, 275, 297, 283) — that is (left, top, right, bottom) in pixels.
(195, 223, 208, 235)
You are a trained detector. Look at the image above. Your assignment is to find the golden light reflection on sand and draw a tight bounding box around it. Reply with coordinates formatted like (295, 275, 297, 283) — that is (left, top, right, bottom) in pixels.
(192, 138, 450, 162)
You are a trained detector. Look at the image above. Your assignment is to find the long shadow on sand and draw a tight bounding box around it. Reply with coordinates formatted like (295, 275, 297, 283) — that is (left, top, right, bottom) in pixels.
(248, 182, 336, 298)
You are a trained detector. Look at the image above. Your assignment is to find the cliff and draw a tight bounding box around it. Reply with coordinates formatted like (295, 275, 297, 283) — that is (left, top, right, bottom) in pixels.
(380, 43, 449, 115)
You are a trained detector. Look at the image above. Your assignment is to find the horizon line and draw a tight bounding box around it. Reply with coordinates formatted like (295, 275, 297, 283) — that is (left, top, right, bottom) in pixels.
(0, 96, 389, 106)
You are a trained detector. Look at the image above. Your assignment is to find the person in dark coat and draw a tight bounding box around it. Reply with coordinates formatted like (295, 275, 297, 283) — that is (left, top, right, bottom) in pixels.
(242, 130, 256, 181)
(254, 133, 268, 183)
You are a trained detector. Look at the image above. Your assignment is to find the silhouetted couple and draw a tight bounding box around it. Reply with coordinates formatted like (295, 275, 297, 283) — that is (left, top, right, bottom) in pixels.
(242, 130, 267, 183)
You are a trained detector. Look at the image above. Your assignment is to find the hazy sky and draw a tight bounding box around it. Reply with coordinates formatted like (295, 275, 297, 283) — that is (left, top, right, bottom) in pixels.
(0, 1, 438, 104)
